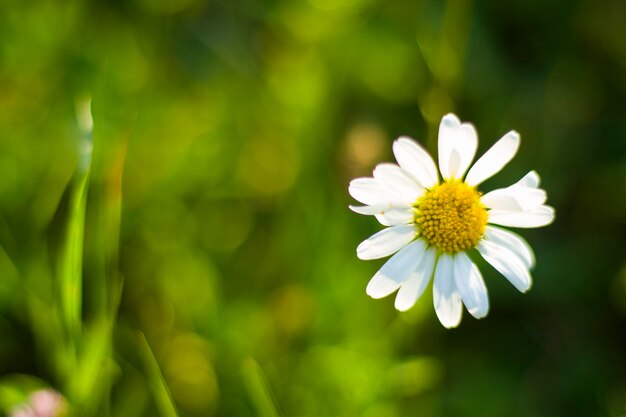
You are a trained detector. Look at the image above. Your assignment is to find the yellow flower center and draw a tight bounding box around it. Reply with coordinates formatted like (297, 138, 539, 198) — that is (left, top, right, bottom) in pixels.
(414, 180, 488, 254)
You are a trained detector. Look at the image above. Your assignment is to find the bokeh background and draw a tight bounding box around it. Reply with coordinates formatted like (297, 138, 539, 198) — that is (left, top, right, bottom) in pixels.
(0, 0, 625, 416)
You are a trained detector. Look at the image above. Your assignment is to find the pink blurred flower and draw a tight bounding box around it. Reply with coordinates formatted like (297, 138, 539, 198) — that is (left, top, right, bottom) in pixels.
(9, 390, 66, 417)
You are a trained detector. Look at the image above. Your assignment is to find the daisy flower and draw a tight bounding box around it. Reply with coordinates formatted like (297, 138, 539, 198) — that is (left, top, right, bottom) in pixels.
(349, 114, 555, 328)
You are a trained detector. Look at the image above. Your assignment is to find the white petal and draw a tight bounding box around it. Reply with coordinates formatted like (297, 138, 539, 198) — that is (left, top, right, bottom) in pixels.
(433, 254, 463, 328)
(465, 130, 520, 186)
(488, 205, 555, 228)
(350, 203, 415, 226)
(373, 163, 424, 202)
(438, 114, 478, 180)
(375, 207, 415, 226)
(366, 240, 426, 299)
(484, 226, 535, 269)
(437, 114, 461, 181)
(481, 169, 547, 212)
(357, 225, 417, 260)
(456, 123, 479, 178)
(477, 240, 532, 292)
(394, 246, 437, 311)
(453, 252, 489, 319)
(481, 187, 547, 211)
(349, 178, 409, 206)
(350, 202, 410, 217)
(392, 137, 439, 188)
(515, 170, 540, 188)
(349, 204, 382, 215)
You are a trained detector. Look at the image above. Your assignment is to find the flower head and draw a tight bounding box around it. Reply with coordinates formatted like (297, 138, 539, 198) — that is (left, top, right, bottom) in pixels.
(9, 389, 66, 417)
(349, 114, 555, 328)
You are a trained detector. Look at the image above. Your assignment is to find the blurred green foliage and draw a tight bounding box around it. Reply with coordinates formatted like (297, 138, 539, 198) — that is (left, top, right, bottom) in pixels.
(0, 0, 625, 416)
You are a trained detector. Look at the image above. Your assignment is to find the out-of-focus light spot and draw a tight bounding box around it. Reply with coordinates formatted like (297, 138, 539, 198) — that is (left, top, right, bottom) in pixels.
(432, 43, 460, 82)
(271, 2, 356, 43)
(354, 33, 421, 102)
(138, 297, 176, 339)
(124, 96, 218, 207)
(270, 286, 314, 338)
(158, 251, 219, 316)
(419, 86, 454, 125)
(141, 198, 197, 251)
(266, 51, 327, 112)
(238, 135, 300, 196)
(306, 345, 384, 404)
(165, 333, 219, 415)
(342, 122, 387, 176)
(387, 357, 444, 396)
(308, 0, 371, 12)
(196, 200, 252, 252)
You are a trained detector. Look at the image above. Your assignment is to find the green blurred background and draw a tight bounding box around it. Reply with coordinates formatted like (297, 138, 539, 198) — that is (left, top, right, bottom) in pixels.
(0, 0, 625, 416)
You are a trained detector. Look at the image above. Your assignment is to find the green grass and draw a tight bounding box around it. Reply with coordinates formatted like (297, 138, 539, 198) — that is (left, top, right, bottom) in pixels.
(0, 1, 625, 416)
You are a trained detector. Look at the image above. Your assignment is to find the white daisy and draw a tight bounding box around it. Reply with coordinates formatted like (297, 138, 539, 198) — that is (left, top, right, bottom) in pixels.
(349, 113, 555, 328)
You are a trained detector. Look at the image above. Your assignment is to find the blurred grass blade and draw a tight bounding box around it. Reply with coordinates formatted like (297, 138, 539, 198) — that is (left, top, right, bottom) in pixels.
(58, 171, 89, 336)
(137, 332, 179, 417)
(242, 358, 281, 417)
(58, 96, 94, 339)
(70, 319, 115, 415)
